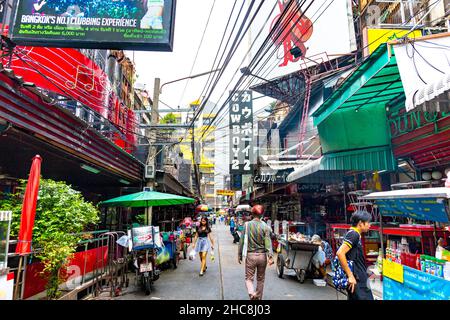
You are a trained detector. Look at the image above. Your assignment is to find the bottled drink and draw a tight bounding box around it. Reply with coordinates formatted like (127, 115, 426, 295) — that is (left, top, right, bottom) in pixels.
(376, 249, 383, 273)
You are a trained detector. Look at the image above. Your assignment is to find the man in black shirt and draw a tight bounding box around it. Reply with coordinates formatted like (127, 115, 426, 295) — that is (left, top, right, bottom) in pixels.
(336, 210, 374, 300)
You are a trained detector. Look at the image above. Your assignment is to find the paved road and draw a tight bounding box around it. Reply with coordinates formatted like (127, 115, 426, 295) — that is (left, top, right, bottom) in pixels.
(115, 223, 345, 300)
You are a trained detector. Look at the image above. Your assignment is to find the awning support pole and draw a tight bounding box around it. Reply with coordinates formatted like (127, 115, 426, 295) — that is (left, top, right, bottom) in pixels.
(379, 210, 384, 262)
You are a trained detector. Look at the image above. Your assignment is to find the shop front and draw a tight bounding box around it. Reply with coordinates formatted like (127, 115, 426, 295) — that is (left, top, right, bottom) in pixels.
(362, 188, 450, 300)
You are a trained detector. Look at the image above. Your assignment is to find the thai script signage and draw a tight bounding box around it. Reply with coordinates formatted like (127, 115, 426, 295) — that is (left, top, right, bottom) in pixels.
(216, 190, 235, 196)
(253, 169, 293, 184)
(375, 198, 450, 223)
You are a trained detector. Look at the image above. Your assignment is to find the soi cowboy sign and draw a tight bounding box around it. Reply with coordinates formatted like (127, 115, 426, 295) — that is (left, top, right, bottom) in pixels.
(10, 0, 176, 51)
(229, 90, 254, 175)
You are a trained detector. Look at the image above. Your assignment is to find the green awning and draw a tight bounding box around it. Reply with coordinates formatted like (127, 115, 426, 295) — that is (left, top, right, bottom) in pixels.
(286, 146, 397, 183)
(313, 44, 404, 126)
(321, 145, 397, 171)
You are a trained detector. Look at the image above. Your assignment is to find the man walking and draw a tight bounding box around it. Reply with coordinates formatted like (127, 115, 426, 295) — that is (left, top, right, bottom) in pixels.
(336, 210, 374, 300)
(238, 205, 274, 300)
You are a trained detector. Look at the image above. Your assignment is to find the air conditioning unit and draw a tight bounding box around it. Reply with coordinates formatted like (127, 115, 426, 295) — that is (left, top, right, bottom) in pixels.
(145, 164, 155, 179)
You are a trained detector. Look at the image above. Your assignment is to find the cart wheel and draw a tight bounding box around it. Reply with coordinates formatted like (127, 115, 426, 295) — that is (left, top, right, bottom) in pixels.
(277, 254, 285, 278)
(143, 276, 151, 295)
(297, 269, 306, 283)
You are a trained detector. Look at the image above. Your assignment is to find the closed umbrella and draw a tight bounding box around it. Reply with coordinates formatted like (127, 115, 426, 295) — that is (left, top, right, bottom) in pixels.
(14, 154, 42, 299)
(15, 155, 42, 255)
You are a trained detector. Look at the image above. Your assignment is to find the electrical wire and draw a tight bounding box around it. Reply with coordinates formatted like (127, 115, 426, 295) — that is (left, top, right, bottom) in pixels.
(177, 0, 217, 107)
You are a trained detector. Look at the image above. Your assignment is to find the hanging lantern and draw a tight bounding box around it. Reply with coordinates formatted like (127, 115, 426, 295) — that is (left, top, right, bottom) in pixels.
(431, 171, 443, 180)
(422, 172, 432, 181)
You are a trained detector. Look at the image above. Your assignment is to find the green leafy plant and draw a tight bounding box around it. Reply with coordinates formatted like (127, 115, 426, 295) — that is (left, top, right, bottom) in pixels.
(0, 179, 99, 299)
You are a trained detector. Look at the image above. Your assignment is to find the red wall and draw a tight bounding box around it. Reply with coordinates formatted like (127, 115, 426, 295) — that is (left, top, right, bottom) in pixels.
(23, 246, 109, 299)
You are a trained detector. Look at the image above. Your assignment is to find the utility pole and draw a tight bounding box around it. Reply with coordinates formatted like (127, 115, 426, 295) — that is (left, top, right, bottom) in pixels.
(145, 77, 160, 225)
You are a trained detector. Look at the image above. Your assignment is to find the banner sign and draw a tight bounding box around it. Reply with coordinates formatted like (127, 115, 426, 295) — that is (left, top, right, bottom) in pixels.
(216, 190, 235, 196)
(10, 0, 176, 51)
(229, 90, 254, 175)
(383, 259, 404, 283)
(253, 169, 293, 184)
(297, 183, 325, 193)
(375, 198, 450, 223)
(384, 265, 450, 300)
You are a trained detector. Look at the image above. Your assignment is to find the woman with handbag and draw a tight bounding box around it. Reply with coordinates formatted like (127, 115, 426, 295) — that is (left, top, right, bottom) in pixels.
(191, 216, 215, 276)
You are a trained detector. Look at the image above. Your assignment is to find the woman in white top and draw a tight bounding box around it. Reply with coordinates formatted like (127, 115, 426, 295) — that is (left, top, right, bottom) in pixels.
(140, 0, 164, 29)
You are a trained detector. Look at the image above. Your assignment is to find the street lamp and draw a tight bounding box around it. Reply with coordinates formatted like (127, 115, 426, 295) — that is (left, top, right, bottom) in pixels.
(159, 68, 221, 94)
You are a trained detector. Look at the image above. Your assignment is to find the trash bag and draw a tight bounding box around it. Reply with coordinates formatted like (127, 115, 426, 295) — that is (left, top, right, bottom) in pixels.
(312, 247, 326, 269)
(116, 235, 129, 248)
(156, 247, 170, 264)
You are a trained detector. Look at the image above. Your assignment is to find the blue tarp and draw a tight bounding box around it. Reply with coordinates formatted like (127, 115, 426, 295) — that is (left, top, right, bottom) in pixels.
(375, 197, 450, 223)
(384, 265, 450, 300)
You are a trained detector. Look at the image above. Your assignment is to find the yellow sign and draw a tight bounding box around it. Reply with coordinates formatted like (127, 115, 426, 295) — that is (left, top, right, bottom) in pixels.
(367, 28, 422, 54)
(383, 259, 404, 283)
(216, 190, 235, 196)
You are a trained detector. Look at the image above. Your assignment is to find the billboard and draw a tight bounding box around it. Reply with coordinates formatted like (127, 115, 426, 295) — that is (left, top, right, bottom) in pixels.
(10, 0, 176, 51)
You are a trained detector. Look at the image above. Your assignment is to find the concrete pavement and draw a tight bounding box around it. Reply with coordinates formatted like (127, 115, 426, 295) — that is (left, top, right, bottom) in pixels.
(115, 223, 345, 300)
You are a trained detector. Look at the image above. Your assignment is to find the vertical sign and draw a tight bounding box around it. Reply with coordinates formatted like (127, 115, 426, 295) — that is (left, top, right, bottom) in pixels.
(229, 90, 254, 178)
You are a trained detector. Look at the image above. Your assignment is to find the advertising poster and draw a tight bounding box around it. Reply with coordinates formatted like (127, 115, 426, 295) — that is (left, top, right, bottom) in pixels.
(11, 0, 176, 50)
(384, 265, 450, 300)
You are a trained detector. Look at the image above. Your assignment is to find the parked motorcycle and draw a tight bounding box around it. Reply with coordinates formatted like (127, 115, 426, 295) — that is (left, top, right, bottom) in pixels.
(133, 248, 160, 295)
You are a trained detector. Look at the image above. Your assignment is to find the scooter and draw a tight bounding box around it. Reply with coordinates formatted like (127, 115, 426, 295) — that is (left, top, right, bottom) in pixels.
(133, 248, 160, 295)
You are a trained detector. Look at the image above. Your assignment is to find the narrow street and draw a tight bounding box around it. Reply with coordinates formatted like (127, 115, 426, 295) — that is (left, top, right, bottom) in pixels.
(116, 223, 344, 300)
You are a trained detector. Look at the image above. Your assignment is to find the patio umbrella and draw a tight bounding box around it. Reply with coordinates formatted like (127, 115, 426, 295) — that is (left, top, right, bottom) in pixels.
(101, 190, 195, 208)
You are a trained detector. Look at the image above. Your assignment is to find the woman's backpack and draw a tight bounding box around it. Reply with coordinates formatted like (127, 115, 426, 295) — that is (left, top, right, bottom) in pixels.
(331, 256, 354, 290)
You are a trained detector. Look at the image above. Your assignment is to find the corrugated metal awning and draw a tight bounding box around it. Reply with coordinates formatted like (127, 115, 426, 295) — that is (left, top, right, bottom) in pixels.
(313, 43, 404, 126)
(286, 145, 397, 183)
